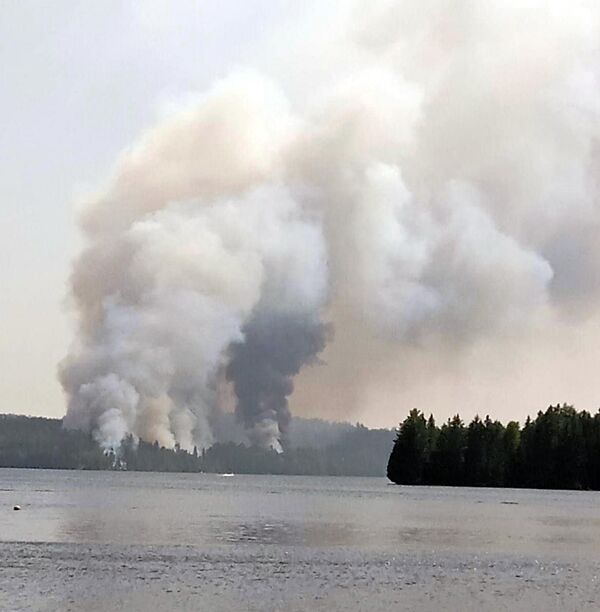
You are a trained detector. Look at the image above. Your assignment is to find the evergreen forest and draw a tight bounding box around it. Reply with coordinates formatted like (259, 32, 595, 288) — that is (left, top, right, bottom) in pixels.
(387, 404, 600, 490)
(4, 404, 600, 489)
(0, 414, 392, 476)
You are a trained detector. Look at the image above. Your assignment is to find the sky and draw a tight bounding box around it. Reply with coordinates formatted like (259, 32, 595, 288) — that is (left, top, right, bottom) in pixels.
(3, 1, 600, 436)
(1, 0, 322, 421)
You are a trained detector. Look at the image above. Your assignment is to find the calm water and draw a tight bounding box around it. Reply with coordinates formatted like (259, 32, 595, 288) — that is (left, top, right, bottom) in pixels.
(1, 469, 600, 611)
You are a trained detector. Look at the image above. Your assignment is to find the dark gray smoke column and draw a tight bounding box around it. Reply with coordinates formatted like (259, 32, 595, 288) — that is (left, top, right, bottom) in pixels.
(226, 310, 329, 451)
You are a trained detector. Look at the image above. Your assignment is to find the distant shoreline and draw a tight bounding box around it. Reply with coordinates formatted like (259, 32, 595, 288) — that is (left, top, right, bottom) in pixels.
(0, 414, 393, 477)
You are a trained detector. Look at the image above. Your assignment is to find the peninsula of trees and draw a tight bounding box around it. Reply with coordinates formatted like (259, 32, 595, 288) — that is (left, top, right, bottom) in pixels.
(387, 404, 600, 490)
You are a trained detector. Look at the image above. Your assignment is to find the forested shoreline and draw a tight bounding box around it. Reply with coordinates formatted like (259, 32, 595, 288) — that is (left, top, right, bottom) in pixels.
(387, 404, 600, 490)
(0, 414, 392, 476)
(4, 405, 600, 488)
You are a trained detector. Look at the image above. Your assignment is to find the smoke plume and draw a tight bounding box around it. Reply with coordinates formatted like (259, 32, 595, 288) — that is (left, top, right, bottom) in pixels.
(61, 1, 600, 448)
(226, 311, 329, 451)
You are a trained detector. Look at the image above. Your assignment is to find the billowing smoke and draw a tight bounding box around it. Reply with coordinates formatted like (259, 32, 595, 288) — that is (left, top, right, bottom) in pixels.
(60, 161, 329, 450)
(61, 1, 600, 448)
(226, 311, 329, 451)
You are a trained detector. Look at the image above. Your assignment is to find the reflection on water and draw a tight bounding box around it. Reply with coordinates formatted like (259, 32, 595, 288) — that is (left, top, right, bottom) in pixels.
(1, 469, 600, 557)
(210, 520, 361, 547)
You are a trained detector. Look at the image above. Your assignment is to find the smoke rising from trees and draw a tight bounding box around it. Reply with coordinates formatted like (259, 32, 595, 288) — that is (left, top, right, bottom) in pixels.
(60, 1, 600, 449)
(226, 311, 330, 451)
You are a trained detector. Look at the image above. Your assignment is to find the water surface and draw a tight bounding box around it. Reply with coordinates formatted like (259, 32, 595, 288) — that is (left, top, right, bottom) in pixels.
(1, 469, 599, 611)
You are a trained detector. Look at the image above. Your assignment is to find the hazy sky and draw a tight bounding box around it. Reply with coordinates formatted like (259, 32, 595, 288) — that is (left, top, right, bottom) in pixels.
(3, 1, 600, 432)
(1, 0, 323, 420)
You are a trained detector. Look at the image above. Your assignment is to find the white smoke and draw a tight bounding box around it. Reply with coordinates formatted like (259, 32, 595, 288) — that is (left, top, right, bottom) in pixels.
(61, 0, 600, 448)
(61, 159, 329, 450)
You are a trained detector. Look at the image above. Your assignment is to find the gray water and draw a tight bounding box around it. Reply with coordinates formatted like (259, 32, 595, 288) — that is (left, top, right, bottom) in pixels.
(1, 469, 599, 611)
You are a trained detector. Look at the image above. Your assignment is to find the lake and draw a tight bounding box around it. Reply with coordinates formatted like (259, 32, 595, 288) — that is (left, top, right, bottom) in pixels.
(1, 469, 599, 611)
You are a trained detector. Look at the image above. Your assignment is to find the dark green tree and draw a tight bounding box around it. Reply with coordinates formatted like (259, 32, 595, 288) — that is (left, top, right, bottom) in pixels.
(387, 409, 429, 484)
(429, 415, 466, 485)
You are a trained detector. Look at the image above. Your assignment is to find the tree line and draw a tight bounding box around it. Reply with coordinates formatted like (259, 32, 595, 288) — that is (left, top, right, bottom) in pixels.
(387, 404, 600, 490)
(0, 414, 393, 476)
(201, 424, 393, 476)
